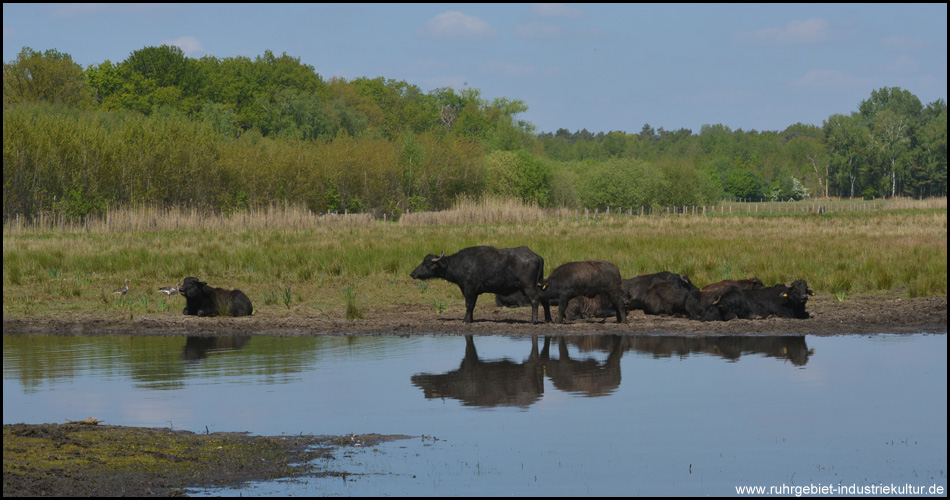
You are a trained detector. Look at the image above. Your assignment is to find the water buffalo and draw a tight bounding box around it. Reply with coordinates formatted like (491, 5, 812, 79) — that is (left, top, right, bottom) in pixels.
(539, 260, 626, 323)
(410, 246, 549, 324)
(180, 276, 254, 317)
(641, 281, 703, 319)
(743, 279, 813, 319)
(700, 277, 765, 293)
(623, 271, 698, 311)
(698, 284, 753, 321)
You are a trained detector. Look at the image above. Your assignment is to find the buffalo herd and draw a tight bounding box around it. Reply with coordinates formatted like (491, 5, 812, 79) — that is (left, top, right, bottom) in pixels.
(412, 245, 813, 324)
(171, 244, 811, 324)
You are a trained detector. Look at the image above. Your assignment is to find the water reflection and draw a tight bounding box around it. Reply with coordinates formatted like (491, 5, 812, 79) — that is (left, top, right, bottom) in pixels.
(181, 335, 252, 363)
(542, 335, 624, 397)
(410, 335, 545, 408)
(623, 335, 814, 366)
(411, 334, 813, 408)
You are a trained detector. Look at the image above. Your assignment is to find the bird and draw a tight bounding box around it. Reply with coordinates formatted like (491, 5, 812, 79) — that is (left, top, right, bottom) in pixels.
(112, 279, 131, 296)
(158, 284, 179, 296)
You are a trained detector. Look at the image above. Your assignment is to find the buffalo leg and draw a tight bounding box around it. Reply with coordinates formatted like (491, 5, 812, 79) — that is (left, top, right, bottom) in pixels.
(608, 292, 627, 323)
(463, 292, 478, 323)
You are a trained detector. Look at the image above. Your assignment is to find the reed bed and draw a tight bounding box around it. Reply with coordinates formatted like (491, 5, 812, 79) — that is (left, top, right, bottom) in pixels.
(2, 203, 374, 236)
(399, 195, 557, 226)
(3, 197, 943, 235)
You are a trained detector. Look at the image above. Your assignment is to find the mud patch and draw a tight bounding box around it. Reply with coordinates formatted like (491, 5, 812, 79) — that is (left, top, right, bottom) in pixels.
(2, 423, 411, 497)
(3, 293, 946, 337)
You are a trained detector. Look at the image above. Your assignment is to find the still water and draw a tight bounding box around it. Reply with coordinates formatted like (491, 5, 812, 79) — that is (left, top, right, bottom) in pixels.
(3, 333, 947, 496)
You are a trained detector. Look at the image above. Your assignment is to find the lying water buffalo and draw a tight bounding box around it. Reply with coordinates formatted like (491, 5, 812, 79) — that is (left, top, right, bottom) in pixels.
(698, 284, 753, 321)
(623, 271, 698, 311)
(180, 276, 254, 317)
(641, 281, 703, 319)
(539, 260, 626, 324)
(744, 279, 813, 319)
(410, 246, 549, 323)
(700, 277, 764, 293)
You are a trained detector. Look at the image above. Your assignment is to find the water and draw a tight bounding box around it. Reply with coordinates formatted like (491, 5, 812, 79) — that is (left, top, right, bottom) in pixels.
(3, 333, 947, 496)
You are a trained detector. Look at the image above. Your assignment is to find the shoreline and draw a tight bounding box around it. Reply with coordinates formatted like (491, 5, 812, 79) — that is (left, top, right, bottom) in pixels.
(4, 294, 946, 337)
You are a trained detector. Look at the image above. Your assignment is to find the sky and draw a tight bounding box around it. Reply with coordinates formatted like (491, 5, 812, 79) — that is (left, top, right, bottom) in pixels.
(3, 3, 947, 134)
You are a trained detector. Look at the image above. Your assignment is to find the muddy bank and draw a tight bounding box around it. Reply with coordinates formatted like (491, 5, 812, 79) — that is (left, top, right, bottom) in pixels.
(3, 293, 946, 337)
(2, 422, 411, 497)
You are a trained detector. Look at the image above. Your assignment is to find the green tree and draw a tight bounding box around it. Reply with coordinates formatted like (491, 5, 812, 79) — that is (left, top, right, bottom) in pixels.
(723, 168, 765, 201)
(4, 47, 88, 107)
(914, 102, 947, 197)
(823, 113, 870, 198)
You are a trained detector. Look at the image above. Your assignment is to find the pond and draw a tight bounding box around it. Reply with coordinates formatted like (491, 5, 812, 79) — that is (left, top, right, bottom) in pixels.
(3, 332, 947, 496)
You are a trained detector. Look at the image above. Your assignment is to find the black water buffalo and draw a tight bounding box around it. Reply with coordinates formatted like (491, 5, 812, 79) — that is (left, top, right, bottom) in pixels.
(622, 271, 698, 311)
(743, 279, 814, 319)
(700, 277, 765, 293)
(539, 260, 626, 323)
(180, 276, 254, 317)
(410, 246, 548, 324)
(698, 284, 753, 321)
(641, 281, 703, 318)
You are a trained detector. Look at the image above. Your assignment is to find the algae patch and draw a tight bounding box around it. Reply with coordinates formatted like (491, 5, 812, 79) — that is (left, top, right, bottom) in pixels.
(3, 423, 412, 496)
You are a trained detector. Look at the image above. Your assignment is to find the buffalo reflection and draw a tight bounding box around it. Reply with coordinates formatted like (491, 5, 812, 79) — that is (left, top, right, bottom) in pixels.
(541, 335, 624, 397)
(624, 335, 813, 366)
(182, 335, 252, 363)
(411, 335, 813, 408)
(410, 335, 545, 408)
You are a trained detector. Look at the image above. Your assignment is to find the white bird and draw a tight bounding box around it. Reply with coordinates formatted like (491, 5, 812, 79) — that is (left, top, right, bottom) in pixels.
(112, 279, 131, 296)
(158, 285, 179, 296)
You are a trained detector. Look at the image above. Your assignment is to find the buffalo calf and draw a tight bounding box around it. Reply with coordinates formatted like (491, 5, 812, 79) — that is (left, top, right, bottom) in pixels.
(180, 276, 254, 317)
(539, 260, 626, 324)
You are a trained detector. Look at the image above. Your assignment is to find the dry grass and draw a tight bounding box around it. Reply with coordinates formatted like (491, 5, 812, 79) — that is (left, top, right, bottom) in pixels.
(2, 203, 374, 236)
(399, 195, 558, 226)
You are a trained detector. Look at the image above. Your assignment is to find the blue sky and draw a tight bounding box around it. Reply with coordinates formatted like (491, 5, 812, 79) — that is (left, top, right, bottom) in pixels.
(3, 3, 947, 134)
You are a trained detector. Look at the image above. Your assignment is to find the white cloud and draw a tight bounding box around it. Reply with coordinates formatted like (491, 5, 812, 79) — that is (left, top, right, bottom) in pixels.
(737, 18, 831, 45)
(418, 11, 498, 40)
(163, 36, 204, 57)
(531, 3, 585, 20)
(514, 22, 563, 39)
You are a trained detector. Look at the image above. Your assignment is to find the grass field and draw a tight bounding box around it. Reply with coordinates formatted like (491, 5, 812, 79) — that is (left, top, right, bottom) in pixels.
(2, 198, 946, 320)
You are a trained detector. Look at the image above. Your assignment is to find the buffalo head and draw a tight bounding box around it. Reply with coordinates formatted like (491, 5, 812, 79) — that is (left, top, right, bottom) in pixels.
(410, 251, 446, 280)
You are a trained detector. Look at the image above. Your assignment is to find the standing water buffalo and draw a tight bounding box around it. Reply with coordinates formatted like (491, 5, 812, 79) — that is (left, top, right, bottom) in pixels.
(410, 246, 549, 324)
(539, 260, 627, 324)
(180, 276, 254, 317)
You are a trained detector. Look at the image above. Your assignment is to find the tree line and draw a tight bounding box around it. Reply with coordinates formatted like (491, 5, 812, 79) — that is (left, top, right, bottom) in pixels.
(3, 45, 946, 220)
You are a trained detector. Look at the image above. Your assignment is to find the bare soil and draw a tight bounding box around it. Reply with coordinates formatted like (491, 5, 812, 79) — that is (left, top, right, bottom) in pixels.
(3, 293, 946, 337)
